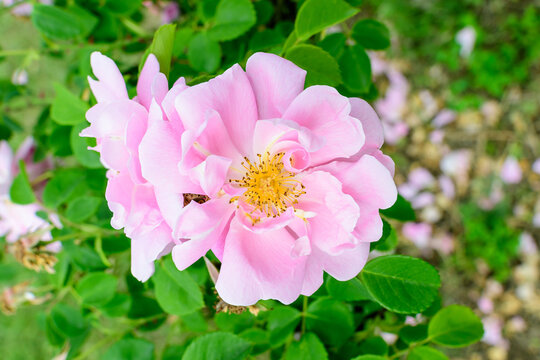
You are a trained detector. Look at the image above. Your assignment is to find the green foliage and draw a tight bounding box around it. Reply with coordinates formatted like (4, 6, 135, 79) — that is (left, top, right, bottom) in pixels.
(361, 255, 441, 314)
(9, 161, 36, 205)
(285, 45, 342, 86)
(209, 0, 256, 41)
(76, 272, 118, 306)
(284, 333, 328, 360)
(146, 24, 177, 77)
(408, 346, 449, 360)
(153, 257, 204, 316)
(352, 19, 391, 50)
(102, 338, 154, 360)
(181, 332, 252, 360)
(428, 305, 484, 348)
(295, 0, 358, 40)
(306, 297, 355, 347)
(51, 83, 89, 126)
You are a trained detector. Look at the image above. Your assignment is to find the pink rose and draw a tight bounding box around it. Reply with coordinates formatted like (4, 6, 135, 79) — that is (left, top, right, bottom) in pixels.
(82, 52, 187, 281)
(138, 52, 397, 305)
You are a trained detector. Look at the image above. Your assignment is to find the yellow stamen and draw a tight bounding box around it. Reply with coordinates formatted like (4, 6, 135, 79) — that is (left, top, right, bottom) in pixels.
(229, 152, 305, 222)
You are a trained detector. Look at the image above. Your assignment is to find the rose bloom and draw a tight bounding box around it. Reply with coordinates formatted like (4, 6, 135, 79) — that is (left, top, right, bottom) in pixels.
(135, 52, 397, 305)
(82, 52, 189, 281)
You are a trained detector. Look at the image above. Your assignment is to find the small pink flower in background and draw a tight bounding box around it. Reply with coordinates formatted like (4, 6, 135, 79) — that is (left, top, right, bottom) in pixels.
(143, 1, 180, 24)
(137, 52, 397, 305)
(432, 109, 456, 128)
(500, 156, 522, 184)
(429, 129, 445, 144)
(438, 175, 455, 199)
(432, 232, 454, 255)
(11, 69, 28, 86)
(402, 222, 432, 249)
(533, 213, 540, 228)
(2, 0, 52, 16)
(455, 26, 476, 58)
(477, 296, 494, 314)
(408, 167, 435, 189)
(519, 232, 537, 255)
(482, 315, 509, 349)
(0, 139, 59, 252)
(440, 149, 472, 180)
(531, 158, 540, 174)
(82, 52, 187, 281)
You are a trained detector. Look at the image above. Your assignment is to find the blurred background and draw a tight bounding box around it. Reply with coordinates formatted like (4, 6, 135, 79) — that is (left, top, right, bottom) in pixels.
(0, 0, 539, 359)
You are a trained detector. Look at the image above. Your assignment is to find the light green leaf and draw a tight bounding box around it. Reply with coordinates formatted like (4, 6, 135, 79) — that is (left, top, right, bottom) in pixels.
(102, 338, 154, 360)
(105, 0, 143, 15)
(286, 44, 342, 86)
(181, 332, 251, 360)
(76, 272, 117, 306)
(208, 0, 256, 41)
(43, 169, 85, 208)
(361, 255, 441, 314)
(71, 123, 102, 168)
(408, 346, 449, 360)
(146, 24, 176, 77)
(188, 33, 222, 73)
(267, 306, 301, 346)
(66, 196, 101, 223)
(428, 305, 484, 348)
(153, 257, 204, 316)
(351, 356, 387, 360)
(49, 304, 87, 338)
(9, 161, 36, 205)
(295, 0, 358, 40)
(284, 333, 327, 360)
(31, 5, 82, 41)
(51, 83, 89, 125)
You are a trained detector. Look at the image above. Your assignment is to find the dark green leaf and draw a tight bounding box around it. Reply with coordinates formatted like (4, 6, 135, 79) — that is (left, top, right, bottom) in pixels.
(351, 356, 387, 360)
(399, 324, 428, 344)
(339, 44, 372, 93)
(371, 219, 398, 252)
(286, 44, 342, 86)
(358, 337, 388, 355)
(267, 306, 301, 346)
(153, 257, 204, 316)
(295, 0, 358, 40)
(326, 277, 373, 301)
(306, 297, 354, 347)
(181, 332, 251, 360)
(428, 305, 483, 348)
(105, 0, 142, 15)
(43, 169, 85, 208)
(361, 255, 441, 314)
(32, 5, 82, 41)
(381, 194, 415, 221)
(352, 19, 391, 50)
(101, 294, 132, 317)
(208, 0, 256, 41)
(50, 304, 87, 338)
(65, 196, 101, 222)
(318, 32, 347, 58)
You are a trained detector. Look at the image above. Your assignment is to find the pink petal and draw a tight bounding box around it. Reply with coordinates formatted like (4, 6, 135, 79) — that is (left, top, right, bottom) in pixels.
(349, 97, 384, 149)
(131, 222, 174, 282)
(246, 52, 306, 119)
(318, 242, 370, 281)
(283, 86, 365, 165)
(188, 154, 232, 197)
(89, 52, 128, 102)
(175, 64, 258, 156)
(136, 54, 160, 109)
(215, 217, 307, 306)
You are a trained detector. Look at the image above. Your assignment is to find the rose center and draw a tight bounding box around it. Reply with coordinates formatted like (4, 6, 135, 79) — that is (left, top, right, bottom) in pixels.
(229, 152, 305, 218)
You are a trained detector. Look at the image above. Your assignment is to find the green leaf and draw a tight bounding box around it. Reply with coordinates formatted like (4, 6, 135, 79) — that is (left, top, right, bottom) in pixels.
(188, 33, 222, 73)
(295, 0, 358, 40)
(49, 304, 87, 338)
(361, 255, 441, 314)
(249, 29, 285, 52)
(318, 32, 347, 58)
(153, 257, 204, 316)
(173, 28, 194, 57)
(43, 170, 85, 208)
(9, 161, 36, 205)
(428, 305, 484, 348)
(254, 0, 274, 26)
(306, 297, 354, 347)
(408, 346, 449, 360)
(31, 4, 97, 41)
(62, 241, 106, 271)
(339, 44, 372, 93)
(352, 19, 391, 50)
(371, 219, 398, 252)
(102, 338, 154, 360)
(51, 83, 89, 125)
(65, 196, 101, 222)
(208, 0, 256, 41)
(284, 333, 327, 360)
(358, 337, 388, 356)
(381, 194, 415, 221)
(399, 324, 428, 345)
(286, 45, 342, 86)
(76, 272, 117, 306)
(351, 356, 387, 360)
(148, 24, 176, 77)
(215, 311, 255, 334)
(71, 123, 102, 168)
(326, 277, 373, 301)
(101, 294, 132, 317)
(181, 332, 251, 360)
(105, 0, 142, 15)
(267, 306, 301, 346)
